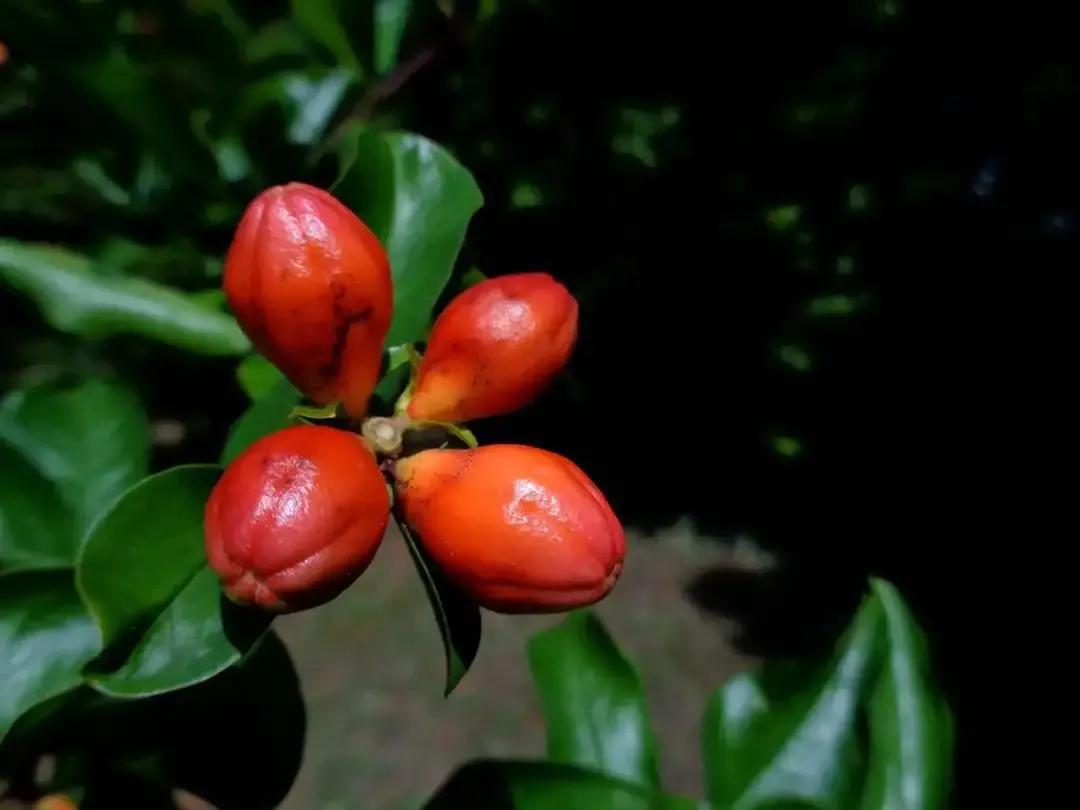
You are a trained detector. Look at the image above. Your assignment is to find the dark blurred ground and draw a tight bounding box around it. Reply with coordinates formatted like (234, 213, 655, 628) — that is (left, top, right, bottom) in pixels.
(276, 521, 759, 809)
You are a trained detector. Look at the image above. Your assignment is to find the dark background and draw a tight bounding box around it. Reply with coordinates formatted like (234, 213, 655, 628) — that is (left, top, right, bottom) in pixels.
(4, 1, 1072, 805)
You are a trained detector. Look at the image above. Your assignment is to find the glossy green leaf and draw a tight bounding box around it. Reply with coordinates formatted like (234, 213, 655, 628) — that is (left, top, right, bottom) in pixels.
(0, 569, 100, 743)
(395, 512, 480, 696)
(232, 67, 354, 148)
(528, 612, 661, 787)
(0, 240, 250, 355)
(236, 354, 287, 401)
(375, 0, 412, 74)
(89, 567, 271, 697)
(291, 0, 363, 72)
(220, 376, 302, 465)
(702, 592, 885, 810)
(861, 579, 954, 810)
(336, 129, 484, 345)
(77, 466, 271, 695)
(0, 380, 149, 536)
(77, 466, 220, 646)
(426, 761, 704, 810)
(0, 443, 76, 571)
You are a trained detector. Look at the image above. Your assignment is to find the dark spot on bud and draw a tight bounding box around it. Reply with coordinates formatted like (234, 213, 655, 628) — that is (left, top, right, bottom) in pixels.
(318, 306, 374, 382)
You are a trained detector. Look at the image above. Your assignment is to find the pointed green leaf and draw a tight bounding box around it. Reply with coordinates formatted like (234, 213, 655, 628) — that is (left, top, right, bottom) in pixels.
(528, 611, 661, 787)
(702, 591, 885, 810)
(427, 761, 705, 810)
(861, 579, 954, 810)
(0, 443, 76, 571)
(336, 130, 484, 345)
(89, 567, 271, 697)
(0, 240, 250, 355)
(77, 50, 218, 179)
(0, 380, 149, 537)
(77, 466, 270, 696)
(395, 513, 480, 696)
(0, 570, 100, 743)
(283, 69, 355, 145)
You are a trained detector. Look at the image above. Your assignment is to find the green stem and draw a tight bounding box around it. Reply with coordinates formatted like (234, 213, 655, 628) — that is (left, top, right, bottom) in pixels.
(411, 420, 478, 449)
(290, 401, 340, 420)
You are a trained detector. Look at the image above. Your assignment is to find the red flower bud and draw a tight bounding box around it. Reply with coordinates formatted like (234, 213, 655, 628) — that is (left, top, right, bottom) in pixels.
(205, 425, 389, 612)
(406, 273, 577, 422)
(224, 183, 392, 417)
(394, 445, 624, 613)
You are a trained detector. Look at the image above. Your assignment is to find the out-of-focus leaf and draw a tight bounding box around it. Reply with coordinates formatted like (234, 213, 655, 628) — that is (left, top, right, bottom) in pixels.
(0, 240, 250, 355)
(198, 0, 252, 41)
(426, 760, 705, 810)
(804, 294, 868, 318)
(77, 466, 270, 696)
(861, 579, 954, 810)
(336, 129, 484, 345)
(76, 49, 216, 180)
(290, 0, 363, 73)
(702, 591, 884, 809)
(396, 513, 480, 696)
(282, 68, 355, 144)
(0, 380, 149, 536)
(528, 612, 661, 787)
(72, 158, 131, 207)
(375, 0, 412, 74)
(221, 376, 302, 465)
(0, 570, 100, 743)
(0, 167, 78, 222)
(94, 237, 221, 286)
(162, 632, 304, 808)
(246, 20, 312, 63)
(232, 68, 354, 147)
(0, 443, 76, 571)
(236, 354, 287, 401)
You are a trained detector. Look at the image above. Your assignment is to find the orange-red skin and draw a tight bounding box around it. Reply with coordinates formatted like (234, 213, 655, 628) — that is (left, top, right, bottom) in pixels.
(33, 797, 78, 810)
(395, 445, 624, 613)
(204, 425, 389, 613)
(407, 273, 578, 422)
(224, 183, 392, 417)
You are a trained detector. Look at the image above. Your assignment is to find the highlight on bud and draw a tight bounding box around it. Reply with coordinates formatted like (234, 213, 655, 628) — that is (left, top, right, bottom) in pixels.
(204, 425, 390, 613)
(223, 183, 393, 417)
(406, 272, 578, 423)
(394, 444, 624, 613)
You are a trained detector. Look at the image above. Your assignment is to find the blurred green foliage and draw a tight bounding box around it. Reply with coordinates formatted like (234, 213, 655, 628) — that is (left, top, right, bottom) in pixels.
(432, 582, 952, 808)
